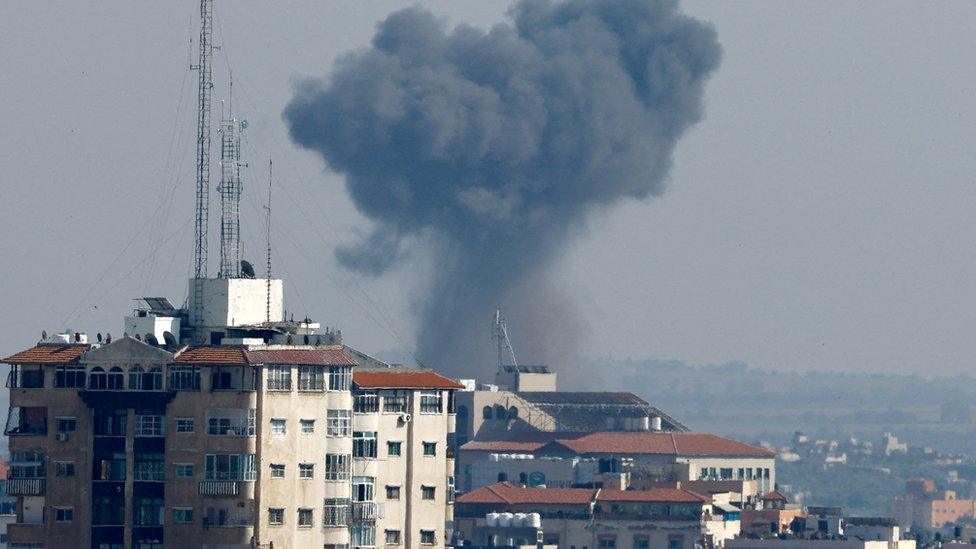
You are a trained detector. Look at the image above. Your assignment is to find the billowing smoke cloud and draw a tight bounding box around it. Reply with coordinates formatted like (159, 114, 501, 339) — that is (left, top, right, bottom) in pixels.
(285, 0, 721, 379)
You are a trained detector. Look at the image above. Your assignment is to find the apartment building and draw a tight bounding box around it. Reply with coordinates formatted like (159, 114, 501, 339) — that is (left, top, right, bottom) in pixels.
(350, 369, 462, 548)
(3, 334, 359, 549)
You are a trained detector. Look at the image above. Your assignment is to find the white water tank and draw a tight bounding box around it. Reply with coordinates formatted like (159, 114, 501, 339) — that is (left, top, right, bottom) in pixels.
(498, 513, 513, 528)
(486, 513, 500, 527)
(527, 513, 542, 528)
(490, 453, 499, 462)
(650, 415, 662, 431)
(513, 513, 527, 527)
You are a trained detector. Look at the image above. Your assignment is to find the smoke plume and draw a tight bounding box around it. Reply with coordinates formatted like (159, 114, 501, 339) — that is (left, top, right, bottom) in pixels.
(285, 0, 721, 378)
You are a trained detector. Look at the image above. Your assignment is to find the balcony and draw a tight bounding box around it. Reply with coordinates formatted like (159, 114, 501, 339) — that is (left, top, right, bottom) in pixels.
(4, 407, 47, 436)
(351, 501, 385, 521)
(199, 480, 240, 497)
(7, 478, 45, 496)
(6, 368, 44, 389)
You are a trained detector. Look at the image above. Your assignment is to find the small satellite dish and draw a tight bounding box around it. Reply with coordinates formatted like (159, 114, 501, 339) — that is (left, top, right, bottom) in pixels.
(241, 119, 249, 130)
(134, 334, 142, 341)
(41, 330, 47, 340)
(241, 260, 256, 279)
(106, 333, 113, 344)
(97, 332, 103, 343)
(146, 334, 159, 346)
(163, 331, 178, 349)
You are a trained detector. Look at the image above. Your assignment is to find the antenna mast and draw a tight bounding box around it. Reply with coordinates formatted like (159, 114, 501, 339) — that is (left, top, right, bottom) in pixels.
(218, 77, 244, 278)
(192, 0, 214, 279)
(190, 0, 214, 339)
(492, 309, 518, 373)
(265, 159, 273, 324)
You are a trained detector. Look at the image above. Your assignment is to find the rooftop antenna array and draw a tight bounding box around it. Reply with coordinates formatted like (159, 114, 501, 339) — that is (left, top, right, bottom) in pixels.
(265, 158, 273, 324)
(190, 0, 214, 338)
(218, 76, 245, 278)
(492, 309, 518, 373)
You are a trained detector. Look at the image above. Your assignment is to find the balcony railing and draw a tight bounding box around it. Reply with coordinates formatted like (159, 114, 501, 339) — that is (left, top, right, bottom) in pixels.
(199, 480, 240, 497)
(7, 478, 45, 496)
(351, 501, 385, 521)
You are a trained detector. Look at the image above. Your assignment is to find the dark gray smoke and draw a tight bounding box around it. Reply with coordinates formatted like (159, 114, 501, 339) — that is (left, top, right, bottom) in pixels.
(285, 0, 721, 379)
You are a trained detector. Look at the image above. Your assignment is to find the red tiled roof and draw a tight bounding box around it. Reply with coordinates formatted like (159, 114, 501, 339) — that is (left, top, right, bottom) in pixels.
(247, 348, 357, 366)
(598, 488, 708, 504)
(763, 490, 788, 502)
(2, 344, 89, 364)
(547, 432, 775, 458)
(460, 432, 579, 452)
(174, 346, 249, 365)
(353, 370, 463, 389)
(456, 482, 595, 505)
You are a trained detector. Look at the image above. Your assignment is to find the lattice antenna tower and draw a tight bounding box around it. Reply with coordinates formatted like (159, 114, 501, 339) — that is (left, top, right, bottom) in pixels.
(265, 159, 273, 324)
(493, 309, 518, 373)
(218, 76, 245, 278)
(191, 0, 214, 279)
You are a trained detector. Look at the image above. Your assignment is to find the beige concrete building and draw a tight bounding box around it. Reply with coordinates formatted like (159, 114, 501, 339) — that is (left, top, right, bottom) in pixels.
(350, 369, 463, 548)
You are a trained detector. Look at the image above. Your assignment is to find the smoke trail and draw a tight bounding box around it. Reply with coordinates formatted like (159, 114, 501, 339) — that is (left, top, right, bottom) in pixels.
(285, 0, 721, 378)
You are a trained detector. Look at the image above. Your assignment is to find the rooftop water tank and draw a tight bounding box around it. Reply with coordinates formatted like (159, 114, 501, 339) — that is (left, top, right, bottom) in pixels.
(486, 513, 500, 527)
(513, 513, 527, 527)
(498, 513, 513, 528)
(527, 513, 542, 528)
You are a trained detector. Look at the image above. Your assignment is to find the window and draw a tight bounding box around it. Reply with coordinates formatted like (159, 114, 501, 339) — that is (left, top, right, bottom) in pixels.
(387, 441, 402, 457)
(268, 508, 284, 525)
(299, 463, 314, 479)
(56, 417, 77, 433)
(351, 525, 376, 547)
(55, 461, 75, 477)
(420, 530, 436, 545)
(168, 366, 201, 391)
(385, 530, 402, 545)
(668, 537, 684, 549)
(421, 486, 436, 500)
(355, 391, 379, 413)
(135, 413, 165, 436)
(598, 537, 616, 548)
(211, 366, 257, 391)
(270, 464, 285, 478)
(176, 418, 195, 433)
(300, 419, 315, 434)
(353, 476, 376, 502)
(419, 390, 442, 413)
(107, 367, 124, 389)
(175, 463, 194, 478)
(386, 485, 401, 500)
(129, 365, 163, 391)
(270, 418, 286, 435)
(353, 431, 377, 458)
(323, 499, 349, 527)
(173, 508, 194, 524)
(297, 365, 324, 391)
(267, 365, 291, 391)
(134, 497, 164, 526)
(54, 507, 74, 523)
(89, 367, 107, 389)
(423, 442, 437, 456)
(133, 452, 165, 481)
(204, 454, 257, 481)
(327, 409, 351, 437)
(55, 364, 86, 388)
(207, 409, 255, 436)
(633, 536, 650, 549)
(325, 545, 350, 549)
(328, 365, 351, 391)
(447, 475, 455, 503)
(298, 508, 313, 528)
(325, 454, 351, 481)
(383, 390, 408, 412)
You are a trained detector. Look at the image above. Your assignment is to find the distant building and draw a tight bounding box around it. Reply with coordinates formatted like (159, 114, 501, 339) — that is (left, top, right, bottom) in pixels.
(892, 479, 976, 528)
(454, 482, 739, 548)
(740, 491, 802, 537)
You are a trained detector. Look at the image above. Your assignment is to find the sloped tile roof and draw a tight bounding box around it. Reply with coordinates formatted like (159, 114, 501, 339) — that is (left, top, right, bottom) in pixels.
(762, 490, 788, 502)
(173, 346, 249, 365)
(598, 488, 709, 504)
(2, 344, 89, 364)
(353, 369, 463, 389)
(247, 348, 357, 366)
(460, 432, 584, 452)
(547, 432, 774, 458)
(456, 482, 595, 505)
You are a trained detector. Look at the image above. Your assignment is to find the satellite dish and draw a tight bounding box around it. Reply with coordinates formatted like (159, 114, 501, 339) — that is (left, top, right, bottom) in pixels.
(146, 334, 159, 346)
(241, 260, 256, 279)
(41, 330, 47, 340)
(97, 332, 103, 343)
(163, 331, 178, 349)
(134, 334, 141, 341)
(105, 333, 113, 344)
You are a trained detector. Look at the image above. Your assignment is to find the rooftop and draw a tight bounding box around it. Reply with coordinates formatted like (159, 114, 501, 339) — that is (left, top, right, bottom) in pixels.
(353, 369, 463, 390)
(597, 488, 709, 504)
(461, 431, 774, 458)
(2, 344, 90, 365)
(456, 482, 595, 506)
(172, 345, 358, 366)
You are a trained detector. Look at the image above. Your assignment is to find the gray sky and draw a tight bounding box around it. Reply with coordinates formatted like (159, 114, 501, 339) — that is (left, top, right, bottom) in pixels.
(1, 1, 974, 376)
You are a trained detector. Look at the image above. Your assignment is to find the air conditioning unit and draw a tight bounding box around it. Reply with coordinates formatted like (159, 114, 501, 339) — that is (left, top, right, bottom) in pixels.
(56, 432, 69, 442)
(399, 413, 412, 424)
